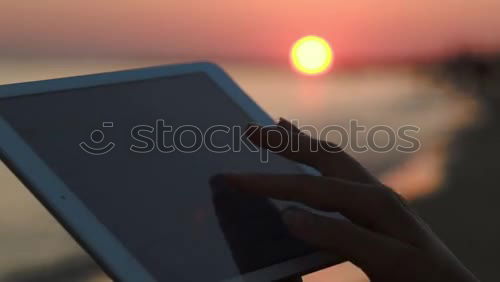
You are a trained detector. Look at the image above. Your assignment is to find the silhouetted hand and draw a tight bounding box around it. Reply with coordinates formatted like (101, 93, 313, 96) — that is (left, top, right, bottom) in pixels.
(210, 177, 311, 278)
(218, 119, 479, 282)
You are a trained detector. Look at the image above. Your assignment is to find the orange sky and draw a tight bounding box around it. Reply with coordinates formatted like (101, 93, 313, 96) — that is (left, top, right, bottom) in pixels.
(1, 0, 500, 65)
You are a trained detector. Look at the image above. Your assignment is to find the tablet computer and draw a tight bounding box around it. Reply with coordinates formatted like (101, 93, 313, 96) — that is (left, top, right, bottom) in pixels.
(0, 62, 340, 282)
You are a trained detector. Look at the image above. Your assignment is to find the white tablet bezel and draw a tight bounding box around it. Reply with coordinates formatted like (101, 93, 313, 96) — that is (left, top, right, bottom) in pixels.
(0, 62, 340, 281)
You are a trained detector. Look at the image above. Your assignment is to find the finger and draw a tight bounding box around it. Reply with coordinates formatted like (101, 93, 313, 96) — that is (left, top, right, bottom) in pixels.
(277, 117, 301, 134)
(246, 123, 377, 183)
(282, 208, 412, 275)
(210, 177, 292, 271)
(222, 174, 376, 225)
(221, 174, 423, 243)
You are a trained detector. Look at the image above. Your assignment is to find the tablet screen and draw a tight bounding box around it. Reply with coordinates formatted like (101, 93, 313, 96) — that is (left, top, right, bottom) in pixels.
(0, 73, 312, 281)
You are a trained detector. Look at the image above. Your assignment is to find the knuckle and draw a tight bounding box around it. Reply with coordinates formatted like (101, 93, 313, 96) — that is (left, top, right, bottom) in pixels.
(374, 187, 406, 212)
(380, 187, 402, 203)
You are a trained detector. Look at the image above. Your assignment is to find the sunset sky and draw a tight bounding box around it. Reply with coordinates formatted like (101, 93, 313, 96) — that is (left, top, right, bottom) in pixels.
(1, 0, 500, 66)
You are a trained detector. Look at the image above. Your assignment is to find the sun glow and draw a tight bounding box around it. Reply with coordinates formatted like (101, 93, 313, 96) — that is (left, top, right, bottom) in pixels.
(290, 35, 333, 76)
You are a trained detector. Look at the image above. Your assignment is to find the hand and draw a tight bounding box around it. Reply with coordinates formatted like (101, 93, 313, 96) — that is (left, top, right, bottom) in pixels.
(218, 119, 479, 282)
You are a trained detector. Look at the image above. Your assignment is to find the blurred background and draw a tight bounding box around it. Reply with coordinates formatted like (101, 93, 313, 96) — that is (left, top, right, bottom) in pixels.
(1, 1, 499, 281)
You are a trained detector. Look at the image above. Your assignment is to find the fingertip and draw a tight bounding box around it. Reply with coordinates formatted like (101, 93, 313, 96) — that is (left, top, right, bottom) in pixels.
(277, 117, 290, 126)
(277, 117, 290, 125)
(209, 174, 228, 191)
(209, 174, 224, 184)
(212, 173, 250, 186)
(278, 117, 301, 133)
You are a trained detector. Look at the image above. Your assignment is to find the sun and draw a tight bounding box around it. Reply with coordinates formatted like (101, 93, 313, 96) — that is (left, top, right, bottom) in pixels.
(290, 35, 333, 76)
